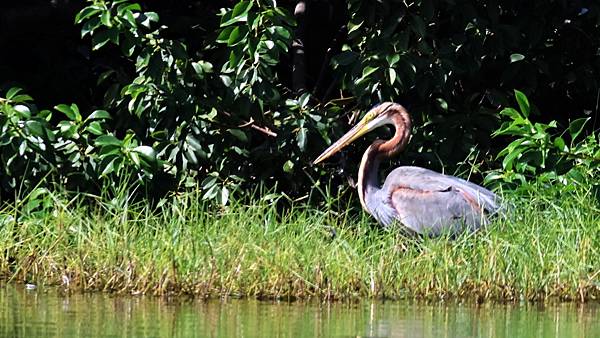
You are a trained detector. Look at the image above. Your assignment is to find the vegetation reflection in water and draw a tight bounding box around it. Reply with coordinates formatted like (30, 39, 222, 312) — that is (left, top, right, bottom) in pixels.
(1, 285, 598, 338)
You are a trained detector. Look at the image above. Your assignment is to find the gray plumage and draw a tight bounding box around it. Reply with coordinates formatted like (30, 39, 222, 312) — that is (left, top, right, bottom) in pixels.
(365, 166, 500, 236)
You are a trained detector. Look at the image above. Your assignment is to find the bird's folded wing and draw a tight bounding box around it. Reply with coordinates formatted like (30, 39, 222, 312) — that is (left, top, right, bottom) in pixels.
(389, 185, 487, 235)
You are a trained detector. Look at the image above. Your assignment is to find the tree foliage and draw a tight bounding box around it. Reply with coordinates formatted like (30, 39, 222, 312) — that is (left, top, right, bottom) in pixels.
(488, 91, 599, 188)
(1, 0, 599, 202)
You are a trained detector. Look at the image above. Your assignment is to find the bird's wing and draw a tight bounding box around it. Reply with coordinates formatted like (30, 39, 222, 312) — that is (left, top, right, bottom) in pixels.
(383, 166, 500, 212)
(382, 166, 500, 235)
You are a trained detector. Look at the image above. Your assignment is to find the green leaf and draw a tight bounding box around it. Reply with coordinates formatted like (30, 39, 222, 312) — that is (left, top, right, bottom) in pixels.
(514, 90, 530, 117)
(388, 68, 397, 85)
(137, 12, 159, 28)
(386, 54, 400, 67)
(283, 160, 294, 173)
(122, 10, 137, 28)
(568, 117, 590, 142)
(216, 26, 235, 43)
(499, 107, 523, 121)
(227, 26, 248, 46)
(566, 168, 585, 184)
(75, 6, 101, 23)
(507, 138, 533, 153)
(100, 157, 117, 176)
(202, 184, 219, 200)
(220, 186, 230, 205)
(232, 1, 252, 18)
(201, 175, 218, 189)
(18, 140, 27, 156)
(58, 121, 77, 138)
(101, 11, 112, 27)
(297, 127, 307, 150)
(347, 20, 363, 34)
(6, 87, 22, 100)
(192, 62, 204, 77)
(186, 135, 206, 158)
(299, 93, 311, 108)
(510, 53, 525, 63)
(146, 12, 159, 22)
(87, 110, 111, 120)
(220, 75, 233, 87)
(228, 129, 248, 143)
(95, 135, 122, 147)
(11, 94, 33, 103)
(92, 28, 119, 50)
(192, 61, 213, 78)
(198, 108, 218, 122)
(13, 105, 31, 118)
(502, 146, 524, 171)
(553, 137, 568, 152)
(96, 70, 115, 85)
(185, 147, 199, 166)
(54, 104, 77, 120)
(129, 151, 141, 167)
(81, 17, 102, 38)
(436, 98, 448, 111)
(228, 48, 243, 68)
(483, 172, 504, 185)
(86, 121, 105, 135)
(70, 104, 82, 122)
(221, 1, 253, 27)
(25, 120, 46, 138)
(273, 26, 291, 41)
(362, 66, 378, 78)
(132, 146, 157, 169)
(117, 3, 141, 16)
(273, 7, 295, 26)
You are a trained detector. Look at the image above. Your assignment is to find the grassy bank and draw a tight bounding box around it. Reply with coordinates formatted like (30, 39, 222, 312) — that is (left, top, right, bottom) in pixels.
(0, 184, 599, 302)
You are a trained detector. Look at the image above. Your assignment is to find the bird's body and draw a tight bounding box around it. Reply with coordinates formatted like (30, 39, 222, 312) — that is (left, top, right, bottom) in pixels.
(314, 102, 500, 236)
(362, 165, 498, 235)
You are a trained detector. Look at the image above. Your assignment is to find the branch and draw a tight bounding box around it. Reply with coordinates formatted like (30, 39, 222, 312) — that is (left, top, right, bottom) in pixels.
(231, 115, 278, 137)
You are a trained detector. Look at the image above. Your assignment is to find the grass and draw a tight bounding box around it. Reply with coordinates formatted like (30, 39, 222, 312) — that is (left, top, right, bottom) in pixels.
(0, 183, 599, 302)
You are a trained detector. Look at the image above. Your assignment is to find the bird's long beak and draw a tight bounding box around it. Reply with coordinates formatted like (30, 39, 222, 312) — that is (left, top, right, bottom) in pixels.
(313, 120, 371, 165)
(313, 103, 394, 165)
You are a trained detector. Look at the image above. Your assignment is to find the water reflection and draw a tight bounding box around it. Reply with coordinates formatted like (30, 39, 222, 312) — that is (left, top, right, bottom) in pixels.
(1, 284, 598, 337)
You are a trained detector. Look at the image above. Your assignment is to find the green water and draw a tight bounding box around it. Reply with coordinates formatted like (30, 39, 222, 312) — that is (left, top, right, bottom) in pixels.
(1, 285, 598, 338)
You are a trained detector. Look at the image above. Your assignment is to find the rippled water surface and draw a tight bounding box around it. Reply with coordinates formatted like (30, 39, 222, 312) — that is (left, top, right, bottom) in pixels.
(1, 284, 598, 337)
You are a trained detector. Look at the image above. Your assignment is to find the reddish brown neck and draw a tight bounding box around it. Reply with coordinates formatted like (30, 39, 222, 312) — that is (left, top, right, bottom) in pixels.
(357, 105, 412, 211)
(376, 106, 411, 160)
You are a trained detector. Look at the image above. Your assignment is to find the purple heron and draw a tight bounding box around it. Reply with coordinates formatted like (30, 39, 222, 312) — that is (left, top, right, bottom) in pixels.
(314, 102, 500, 236)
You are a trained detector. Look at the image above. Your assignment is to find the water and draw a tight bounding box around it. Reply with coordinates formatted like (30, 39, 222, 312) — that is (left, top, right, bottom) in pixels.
(1, 284, 598, 338)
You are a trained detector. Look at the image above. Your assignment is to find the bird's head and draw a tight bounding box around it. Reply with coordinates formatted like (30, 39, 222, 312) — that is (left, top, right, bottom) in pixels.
(313, 102, 402, 164)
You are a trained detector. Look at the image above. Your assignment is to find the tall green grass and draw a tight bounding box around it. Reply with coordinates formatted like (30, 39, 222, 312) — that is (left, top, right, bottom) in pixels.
(0, 183, 598, 302)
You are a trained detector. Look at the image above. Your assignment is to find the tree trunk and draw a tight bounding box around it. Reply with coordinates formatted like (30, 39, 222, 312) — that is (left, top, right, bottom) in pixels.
(292, 1, 307, 92)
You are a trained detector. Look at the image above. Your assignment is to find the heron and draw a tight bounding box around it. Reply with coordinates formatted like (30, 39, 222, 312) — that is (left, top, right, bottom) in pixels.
(314, 102, 500, 236)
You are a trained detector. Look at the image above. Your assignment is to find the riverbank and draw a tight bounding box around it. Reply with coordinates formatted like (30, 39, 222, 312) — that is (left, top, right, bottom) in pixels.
(1, 184, 598, 302)
(3, 284, 599, 338)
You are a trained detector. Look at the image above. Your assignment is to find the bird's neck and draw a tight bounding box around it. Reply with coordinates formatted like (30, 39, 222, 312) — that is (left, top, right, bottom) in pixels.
(357, 111, 411, 212)
(357, 144, 381, 212)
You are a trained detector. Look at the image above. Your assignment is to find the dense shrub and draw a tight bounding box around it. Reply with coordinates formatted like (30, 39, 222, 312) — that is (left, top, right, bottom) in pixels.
(0, 88, 156, 195)
(488, 90, 599, 188)
(1, 0, 599, 202)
